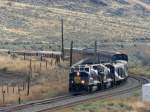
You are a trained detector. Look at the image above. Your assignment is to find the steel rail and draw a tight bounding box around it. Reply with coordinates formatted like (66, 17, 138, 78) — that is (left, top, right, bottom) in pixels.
(2, 76, 148, 112)
(37, 76, 149, 112)
(2, 94, 72, 112)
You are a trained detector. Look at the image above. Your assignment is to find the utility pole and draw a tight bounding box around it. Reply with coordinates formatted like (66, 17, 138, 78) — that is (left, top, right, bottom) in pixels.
(61, 18, 64, 60)
(94, 40, 97, 64)
(70, 41, 73, 67)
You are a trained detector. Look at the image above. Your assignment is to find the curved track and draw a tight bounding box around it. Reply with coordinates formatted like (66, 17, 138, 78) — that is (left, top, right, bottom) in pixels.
(1, 76, 149, 112)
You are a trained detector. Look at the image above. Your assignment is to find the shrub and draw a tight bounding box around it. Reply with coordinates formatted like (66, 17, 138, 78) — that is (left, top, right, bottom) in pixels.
(1, 67, 8, 72)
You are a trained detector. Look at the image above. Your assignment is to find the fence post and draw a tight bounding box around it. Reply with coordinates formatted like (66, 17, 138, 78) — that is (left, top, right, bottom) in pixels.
(27, 75, 30, 96)
(18, 96, 21, 104)
(40, 56, 43, 61)
(46, 60, 48, 69)
(13, 86, 15, 94)
(2, 91, 5, 105)
(40, 62, 42, 71)
(29, 59, 32, 77)
(24, 53, 26, 60)
(18, 87, 21, 104)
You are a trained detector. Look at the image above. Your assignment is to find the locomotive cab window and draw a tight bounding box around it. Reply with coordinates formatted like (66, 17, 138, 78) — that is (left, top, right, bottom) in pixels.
(75, 67, 79, 71)
(85, 67, 89, 72)
(80, 67, 84, 71)
(93, 66, 98, 70)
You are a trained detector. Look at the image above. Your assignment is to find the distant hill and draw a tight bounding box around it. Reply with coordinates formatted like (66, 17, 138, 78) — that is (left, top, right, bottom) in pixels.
(0, 0, 149, 50)
(13, 0, 150, 16)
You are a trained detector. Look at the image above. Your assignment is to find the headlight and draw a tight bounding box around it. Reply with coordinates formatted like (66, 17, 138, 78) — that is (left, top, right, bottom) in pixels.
(71, 81, 74, 83)
(77, 72, 80, 76)
(81, 80, 85, 84)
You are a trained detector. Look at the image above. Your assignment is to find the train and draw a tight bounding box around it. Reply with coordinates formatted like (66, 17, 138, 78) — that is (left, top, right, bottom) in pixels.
(69, 50, 128, 93)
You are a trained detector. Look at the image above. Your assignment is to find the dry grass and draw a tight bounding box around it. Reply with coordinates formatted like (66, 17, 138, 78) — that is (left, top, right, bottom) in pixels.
(0, 54, 69, 106)
(129, 65, 150, 76)
(4, 27, 29, 36)
(0, 55, 28, 72)
(53, 97, 150, 112)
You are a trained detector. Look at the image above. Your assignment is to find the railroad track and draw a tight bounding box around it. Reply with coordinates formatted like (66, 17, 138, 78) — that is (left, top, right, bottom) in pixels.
(1, 76, 149, 112)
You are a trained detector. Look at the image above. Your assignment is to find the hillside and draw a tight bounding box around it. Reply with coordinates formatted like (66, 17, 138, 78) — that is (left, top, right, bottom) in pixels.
(0, 0, 150, 50)
(12, 0, 150, 15)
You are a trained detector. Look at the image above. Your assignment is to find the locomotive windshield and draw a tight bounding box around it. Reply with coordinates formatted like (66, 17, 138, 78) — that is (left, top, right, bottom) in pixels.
(69, 72, 89, 78)
(113, 54, 128, 62)
(70, 66, 90, 73)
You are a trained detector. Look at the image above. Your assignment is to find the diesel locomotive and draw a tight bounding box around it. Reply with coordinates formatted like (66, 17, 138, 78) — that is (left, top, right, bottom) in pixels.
(69, 50, 128, 93)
